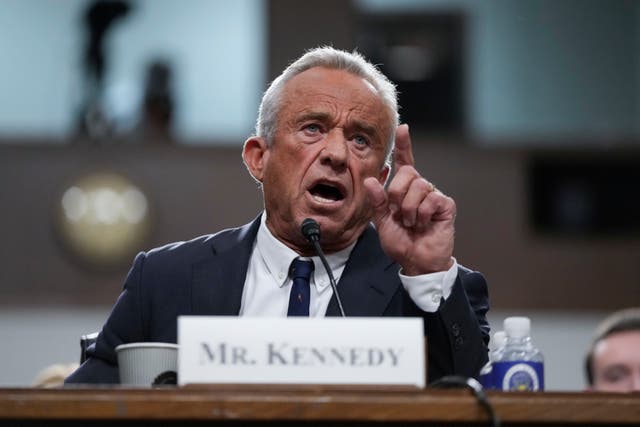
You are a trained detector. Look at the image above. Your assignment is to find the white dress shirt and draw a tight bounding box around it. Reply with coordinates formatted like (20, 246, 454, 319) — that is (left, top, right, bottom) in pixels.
(239, 214, 458, 316)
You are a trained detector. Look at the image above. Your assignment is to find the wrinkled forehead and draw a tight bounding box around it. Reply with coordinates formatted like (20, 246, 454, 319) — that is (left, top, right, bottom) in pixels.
(284, 67, 381, 100)
(359, 77, 380, 96)
(280, 67, 395, 137)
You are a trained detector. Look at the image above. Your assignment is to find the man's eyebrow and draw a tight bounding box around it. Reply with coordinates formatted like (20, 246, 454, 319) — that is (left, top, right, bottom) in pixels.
(294, 112, 382, 140)
(602, 364, 631, 377)
(295, 111, 332, 123)
(603, 364, 630, 372)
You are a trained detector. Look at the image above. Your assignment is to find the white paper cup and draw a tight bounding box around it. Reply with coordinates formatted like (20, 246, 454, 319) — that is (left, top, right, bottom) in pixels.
(115, 342, 178, 386)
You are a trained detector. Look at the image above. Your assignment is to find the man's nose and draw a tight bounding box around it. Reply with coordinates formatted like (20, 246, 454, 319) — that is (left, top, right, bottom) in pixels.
(320, 129, 348, 170)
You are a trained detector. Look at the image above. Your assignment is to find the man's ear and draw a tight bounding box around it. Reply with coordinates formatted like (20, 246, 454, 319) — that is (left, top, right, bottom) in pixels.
(242, 137, 269, 182)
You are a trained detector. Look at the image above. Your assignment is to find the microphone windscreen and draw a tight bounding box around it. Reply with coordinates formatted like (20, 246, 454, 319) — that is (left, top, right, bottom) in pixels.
(301, 218, 320, 241)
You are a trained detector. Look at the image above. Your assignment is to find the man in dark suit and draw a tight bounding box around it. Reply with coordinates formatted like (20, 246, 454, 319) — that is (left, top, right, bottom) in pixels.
(66, 47, 490, 384)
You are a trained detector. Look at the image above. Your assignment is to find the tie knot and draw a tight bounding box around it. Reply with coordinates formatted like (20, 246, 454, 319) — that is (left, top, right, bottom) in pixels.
(290, 258, 314, 281)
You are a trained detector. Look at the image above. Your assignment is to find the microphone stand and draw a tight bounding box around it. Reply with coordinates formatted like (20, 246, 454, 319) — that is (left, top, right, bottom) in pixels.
(301, 218, 346, 317)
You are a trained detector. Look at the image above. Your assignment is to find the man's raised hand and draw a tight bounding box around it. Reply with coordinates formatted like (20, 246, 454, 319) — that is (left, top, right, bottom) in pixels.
(364, 124, 456, 275)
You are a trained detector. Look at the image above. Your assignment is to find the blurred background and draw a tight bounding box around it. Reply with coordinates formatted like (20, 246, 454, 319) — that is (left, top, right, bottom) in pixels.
(1, 0, 639, 389)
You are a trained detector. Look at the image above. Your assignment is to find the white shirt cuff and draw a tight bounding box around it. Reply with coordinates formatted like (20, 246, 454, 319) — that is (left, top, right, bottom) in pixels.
(399, 257, 458, 312)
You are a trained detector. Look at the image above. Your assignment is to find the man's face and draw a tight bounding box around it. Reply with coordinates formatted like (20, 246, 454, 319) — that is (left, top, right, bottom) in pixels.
(591, 331, 640, 392)
(244, 67, 392, 254)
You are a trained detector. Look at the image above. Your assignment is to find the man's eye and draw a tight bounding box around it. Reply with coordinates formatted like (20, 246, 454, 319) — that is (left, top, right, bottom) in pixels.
(353, 135, 369, 146)
(304, 124, 321, 133)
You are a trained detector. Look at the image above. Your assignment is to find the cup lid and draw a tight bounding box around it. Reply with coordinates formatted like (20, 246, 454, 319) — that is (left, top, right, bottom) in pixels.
(115, 342, 179, 352)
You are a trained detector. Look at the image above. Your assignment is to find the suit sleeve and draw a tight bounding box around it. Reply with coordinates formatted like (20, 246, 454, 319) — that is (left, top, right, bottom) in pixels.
(412, 268, 490, 382)
(64, 252, 149, 384)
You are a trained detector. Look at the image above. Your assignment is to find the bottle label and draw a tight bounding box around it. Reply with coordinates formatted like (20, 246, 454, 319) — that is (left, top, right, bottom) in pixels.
(492, 361, 544, 391)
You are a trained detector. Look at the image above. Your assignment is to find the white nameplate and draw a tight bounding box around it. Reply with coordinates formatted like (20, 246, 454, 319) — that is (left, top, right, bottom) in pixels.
(178, 316, 425, 388)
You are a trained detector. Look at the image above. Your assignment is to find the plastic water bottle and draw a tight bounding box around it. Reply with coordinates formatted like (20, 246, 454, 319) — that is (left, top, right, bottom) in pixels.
(479, 330, 506, 389)
(491, 330, 507, 361)
(492, 317, 544, 391)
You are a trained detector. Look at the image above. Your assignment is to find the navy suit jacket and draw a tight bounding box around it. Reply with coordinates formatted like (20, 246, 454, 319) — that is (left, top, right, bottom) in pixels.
(66, 216, 490, 384)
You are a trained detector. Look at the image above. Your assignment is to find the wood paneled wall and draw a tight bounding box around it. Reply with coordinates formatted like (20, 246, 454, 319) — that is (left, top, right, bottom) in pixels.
(1, 141, 638, 310)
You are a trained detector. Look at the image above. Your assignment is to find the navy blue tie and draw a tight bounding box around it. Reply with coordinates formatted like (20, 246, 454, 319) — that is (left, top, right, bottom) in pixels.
(287, 258, 314, 316)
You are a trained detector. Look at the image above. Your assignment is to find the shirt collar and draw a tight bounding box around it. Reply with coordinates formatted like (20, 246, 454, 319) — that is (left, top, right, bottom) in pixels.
(256, 213, 356, 293)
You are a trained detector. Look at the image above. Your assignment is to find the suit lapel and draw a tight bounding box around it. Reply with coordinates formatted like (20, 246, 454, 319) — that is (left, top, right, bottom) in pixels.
(191, 217, 261, 315)
(190, 218, 399, 318)
(325, 224, 399, 317)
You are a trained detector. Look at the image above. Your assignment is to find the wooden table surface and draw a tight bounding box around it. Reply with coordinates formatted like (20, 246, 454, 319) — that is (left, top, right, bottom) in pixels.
(1, 386, 639, 425)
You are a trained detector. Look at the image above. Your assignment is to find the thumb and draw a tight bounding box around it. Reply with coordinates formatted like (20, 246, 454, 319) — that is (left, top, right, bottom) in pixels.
(364, 177, 390, 226)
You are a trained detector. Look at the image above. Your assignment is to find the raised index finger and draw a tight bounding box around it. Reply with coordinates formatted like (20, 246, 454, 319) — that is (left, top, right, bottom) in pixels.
(394, 123, 415, 168)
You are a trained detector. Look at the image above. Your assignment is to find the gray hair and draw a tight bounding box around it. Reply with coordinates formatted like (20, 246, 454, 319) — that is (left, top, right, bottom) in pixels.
(255, 46, 399, 165)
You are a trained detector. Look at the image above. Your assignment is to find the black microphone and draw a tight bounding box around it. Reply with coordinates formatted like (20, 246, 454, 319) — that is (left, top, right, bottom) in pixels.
(301, 218, 346, 317)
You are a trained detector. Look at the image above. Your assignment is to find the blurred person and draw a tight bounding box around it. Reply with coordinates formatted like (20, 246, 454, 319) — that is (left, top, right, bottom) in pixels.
(34, 363, 79, 388)
(585, 308, 640, 392)
(132, 60, 175, 142)
(66, 47, 490, 385)
(77, 0, 132, 140)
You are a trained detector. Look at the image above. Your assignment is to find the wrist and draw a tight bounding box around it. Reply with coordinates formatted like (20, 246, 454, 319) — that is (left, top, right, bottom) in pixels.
(401, 257, 454, 276)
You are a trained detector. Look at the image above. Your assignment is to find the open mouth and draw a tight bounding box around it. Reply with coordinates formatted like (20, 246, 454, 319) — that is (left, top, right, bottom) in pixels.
(308, 183, 345, 203)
